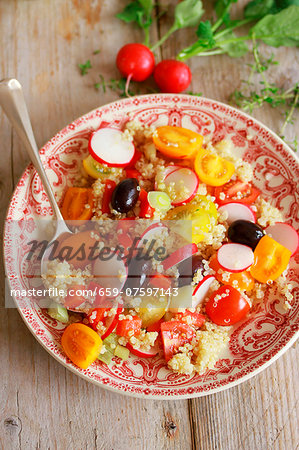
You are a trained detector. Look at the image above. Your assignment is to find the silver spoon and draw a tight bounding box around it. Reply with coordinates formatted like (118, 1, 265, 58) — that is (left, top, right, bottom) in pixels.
(0, 78, 73, 293)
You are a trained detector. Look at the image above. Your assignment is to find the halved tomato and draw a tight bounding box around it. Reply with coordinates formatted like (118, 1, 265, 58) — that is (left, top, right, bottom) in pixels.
(61, 323, 102, 369)
(165, 196, 218, 244)
(214, 180, 260, 205)
(206, 285, 250, 326)
(161, 321, 195, 361)
(250, 235, 291, 283)
(83, 155, 122, 180)
(153, 126, 203, 159)
(61, 187, 94, 220)
(194, 149, 235, 186)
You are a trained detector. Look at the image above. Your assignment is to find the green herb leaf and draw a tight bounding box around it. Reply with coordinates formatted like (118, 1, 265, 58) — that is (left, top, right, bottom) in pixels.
(251, 5, 299, 46)
(215, 0, 238, 25)
(245, 0, 299, 19)
(217, 31, 249, 57)
(174, 0, 204, 29)
(138, 0, 154, 16)
(196, 21, 216, 47)
(116, 0, 153, 28)
(93, 49, 101, 55)
(116, 2, 144, 25)
(78, 60, 92, 76)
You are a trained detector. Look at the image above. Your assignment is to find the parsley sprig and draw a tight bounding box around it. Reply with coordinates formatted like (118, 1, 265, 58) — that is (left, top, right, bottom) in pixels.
(231, 41, 299, 150)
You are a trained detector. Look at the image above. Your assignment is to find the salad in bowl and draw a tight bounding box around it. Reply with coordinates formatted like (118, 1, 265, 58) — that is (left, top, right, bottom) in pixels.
(41, 113, 298, 376)
(5, 94, 298, 398)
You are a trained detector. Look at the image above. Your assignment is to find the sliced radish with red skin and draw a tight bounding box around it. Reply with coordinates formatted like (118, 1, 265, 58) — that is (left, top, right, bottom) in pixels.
(192, 275, 215, 308)
(218, 202, 256, 225)
(88, 128, 135, 167)
(163, 243, 198, 271)
(93, 253, 128, 297)
(101, 304, 124, 340)
(164, 167, 199, 206)
(136, 222, 168, 249)
(154, 165, 186, 189)
(217, 243, 254, 273)
(265, 222, 299, 256)
(126, 342, 159, 358)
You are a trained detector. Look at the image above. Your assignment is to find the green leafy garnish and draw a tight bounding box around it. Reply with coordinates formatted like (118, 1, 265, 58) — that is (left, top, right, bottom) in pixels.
(78, 60, 92, 76)
(116, 0, 154, 46)
(230, 42, 298, 150)
(151, 0, 204, 51)
(177, 5, 299, 60)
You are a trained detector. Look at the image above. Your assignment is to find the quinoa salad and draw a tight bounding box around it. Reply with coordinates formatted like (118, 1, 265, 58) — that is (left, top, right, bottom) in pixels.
(42, 120, 298, 375)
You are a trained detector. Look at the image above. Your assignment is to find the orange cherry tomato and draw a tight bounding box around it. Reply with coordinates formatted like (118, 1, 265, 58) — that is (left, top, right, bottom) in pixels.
(61, 323, 102, 369)
(153, 126, 203, 159)
(62, 187, 94, 220)
(250, 235, 291, 283)
(194, 149, 235, 186)
(210, 255, 255, 291)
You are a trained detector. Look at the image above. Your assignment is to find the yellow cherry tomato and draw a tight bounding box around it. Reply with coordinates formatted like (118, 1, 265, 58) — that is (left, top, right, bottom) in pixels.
(83, 155, 122, 180)
(166, 196, 218, 244)
(250, 235, 291, 283)
(194, 149, 235, 186)
(153, 126, 203, 159)
(61, 323, 102, 369)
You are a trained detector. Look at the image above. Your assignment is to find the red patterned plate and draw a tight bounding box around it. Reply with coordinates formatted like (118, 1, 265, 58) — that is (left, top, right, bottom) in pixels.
(4, 94, 299, 399)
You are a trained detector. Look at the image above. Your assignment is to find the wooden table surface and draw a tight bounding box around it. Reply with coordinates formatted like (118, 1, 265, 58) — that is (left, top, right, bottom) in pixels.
(0, 1, 298, 449)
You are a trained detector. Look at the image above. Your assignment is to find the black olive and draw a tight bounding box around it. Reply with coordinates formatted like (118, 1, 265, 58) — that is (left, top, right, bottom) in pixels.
(111, 178, 139, 213)
(124, 257, 152, 290)
(177, 254, 204, 287)
(228, 220, 265, 250)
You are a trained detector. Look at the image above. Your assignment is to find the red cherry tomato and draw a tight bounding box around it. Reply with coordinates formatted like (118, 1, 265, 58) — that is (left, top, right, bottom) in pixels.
(205, 285, 250, 326)
(154, 60, 192, 93)
(161, 321, 195, 361)
(116, 43, 155, 82)
(214, 180, 260, 205)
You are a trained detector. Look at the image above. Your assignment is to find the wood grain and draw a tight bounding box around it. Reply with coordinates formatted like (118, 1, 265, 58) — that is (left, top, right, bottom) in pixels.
(0, 1, 298, 449)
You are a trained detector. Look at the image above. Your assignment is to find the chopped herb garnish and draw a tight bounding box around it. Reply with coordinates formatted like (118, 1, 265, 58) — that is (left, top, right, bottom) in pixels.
(78, 60, 92, 76)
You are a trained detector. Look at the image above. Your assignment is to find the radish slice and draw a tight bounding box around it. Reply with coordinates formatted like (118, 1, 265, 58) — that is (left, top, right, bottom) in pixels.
(218, 202, 256, 225)
(136, 222, 168, 249)
(163, 243, 198, 271)
(265, 222, 299, 256)
(101, 304, 123, 340)
(93, 252, 128, 297)
(154, 165, 186, 189)
(164, 165, 185, 177)
(89, 128, 135, 167)
(217, 243, 254, 273)
(164, 167, 199, 206)
(192, 275, 215, 308)
(126, 342, 159, 358)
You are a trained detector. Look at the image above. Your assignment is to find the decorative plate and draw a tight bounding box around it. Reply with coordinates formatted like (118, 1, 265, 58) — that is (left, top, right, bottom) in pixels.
(4, 94, 299, 399)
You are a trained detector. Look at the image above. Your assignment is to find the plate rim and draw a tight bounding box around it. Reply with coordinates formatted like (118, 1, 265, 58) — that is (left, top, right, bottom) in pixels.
(3, 93, 299, 399)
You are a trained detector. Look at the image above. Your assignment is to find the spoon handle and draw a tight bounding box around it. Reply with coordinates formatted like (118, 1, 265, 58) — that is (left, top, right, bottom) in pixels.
(0, 78, 64, 221)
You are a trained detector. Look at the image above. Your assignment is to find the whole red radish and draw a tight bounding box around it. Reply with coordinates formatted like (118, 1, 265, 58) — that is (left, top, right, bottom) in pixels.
(116, 43, 155, 82)
(154, 60, 192, 93)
